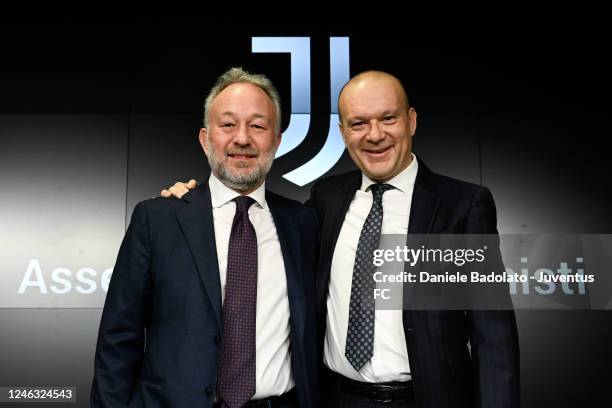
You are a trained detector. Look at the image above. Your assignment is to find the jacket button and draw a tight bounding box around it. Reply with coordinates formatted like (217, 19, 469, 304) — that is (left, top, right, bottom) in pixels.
(205, 387, 212, 396)
(214, 335, 221, 344)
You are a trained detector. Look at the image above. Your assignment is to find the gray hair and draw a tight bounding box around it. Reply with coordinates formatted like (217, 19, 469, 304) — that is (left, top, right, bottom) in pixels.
(203, 67, 282, 134)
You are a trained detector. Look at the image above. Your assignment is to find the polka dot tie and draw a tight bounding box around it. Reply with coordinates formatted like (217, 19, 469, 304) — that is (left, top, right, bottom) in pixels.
(218, 196, 257, 408)
(345, 183, 394, 372)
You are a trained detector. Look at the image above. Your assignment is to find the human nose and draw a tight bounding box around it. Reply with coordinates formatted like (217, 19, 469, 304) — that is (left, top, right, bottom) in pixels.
(366, 121, 384, 143)
(233, 123, 251, 146)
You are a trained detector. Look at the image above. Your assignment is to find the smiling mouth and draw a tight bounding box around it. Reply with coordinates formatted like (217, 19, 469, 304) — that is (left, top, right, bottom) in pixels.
(363, 146, 392, 156)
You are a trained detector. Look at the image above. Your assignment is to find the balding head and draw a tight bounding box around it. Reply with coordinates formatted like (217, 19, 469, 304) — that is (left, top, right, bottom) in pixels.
(338, 71, 410, 124)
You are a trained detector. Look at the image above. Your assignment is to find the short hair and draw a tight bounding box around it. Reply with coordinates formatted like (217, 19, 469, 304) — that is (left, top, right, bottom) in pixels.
(203, 67, 281, 134)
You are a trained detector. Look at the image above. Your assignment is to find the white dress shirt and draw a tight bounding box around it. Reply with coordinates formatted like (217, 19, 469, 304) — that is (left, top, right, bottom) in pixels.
(208, 174, 294, 397)
(323, 154, 418, 382)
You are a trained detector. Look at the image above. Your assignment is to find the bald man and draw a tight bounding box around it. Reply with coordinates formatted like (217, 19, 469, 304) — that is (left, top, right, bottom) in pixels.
(163, 71, 519, 408)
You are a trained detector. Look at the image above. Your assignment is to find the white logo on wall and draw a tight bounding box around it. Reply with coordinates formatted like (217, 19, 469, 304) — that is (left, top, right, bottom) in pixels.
(253, 37, 350, 186)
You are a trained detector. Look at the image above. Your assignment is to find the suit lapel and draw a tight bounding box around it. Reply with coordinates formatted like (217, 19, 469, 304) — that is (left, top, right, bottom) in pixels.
(404, 160, 440, 330)
(267, 192, 306, 340)
(176, 183, 223, 330)
(408, 160, 440, 235)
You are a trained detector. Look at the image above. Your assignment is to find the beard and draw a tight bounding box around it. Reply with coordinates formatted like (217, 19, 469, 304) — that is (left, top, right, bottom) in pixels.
(206, 140, 275, 192)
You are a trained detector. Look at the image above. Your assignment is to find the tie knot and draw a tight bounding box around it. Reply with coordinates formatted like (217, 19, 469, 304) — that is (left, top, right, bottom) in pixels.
(234, 195, 256, 213)
(369, 183, 394, 200)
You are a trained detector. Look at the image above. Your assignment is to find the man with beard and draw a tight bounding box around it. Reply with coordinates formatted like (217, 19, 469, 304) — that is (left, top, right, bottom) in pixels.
(91, 68, 320, 408)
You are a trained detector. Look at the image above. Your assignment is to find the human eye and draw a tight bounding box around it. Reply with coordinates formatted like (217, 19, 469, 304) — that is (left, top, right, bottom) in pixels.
(351, 120, 366, 130)
(383, 115, 397, 124)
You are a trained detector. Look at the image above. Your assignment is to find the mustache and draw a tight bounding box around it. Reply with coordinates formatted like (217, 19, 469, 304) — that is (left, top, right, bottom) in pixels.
(225, 147, 260, 157)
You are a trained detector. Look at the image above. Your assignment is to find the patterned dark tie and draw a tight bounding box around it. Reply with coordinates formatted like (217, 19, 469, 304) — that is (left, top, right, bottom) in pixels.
(345, 183, 394, 371)
(218, 195, 257, 408)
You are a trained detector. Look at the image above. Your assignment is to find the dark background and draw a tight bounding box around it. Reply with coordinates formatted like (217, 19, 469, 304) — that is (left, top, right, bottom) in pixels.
(0, 20, 610, 406)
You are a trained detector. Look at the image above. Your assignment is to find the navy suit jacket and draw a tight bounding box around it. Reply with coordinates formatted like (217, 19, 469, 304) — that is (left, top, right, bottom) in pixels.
(91, 183, 320, 407)
(308, 159, 520, 408)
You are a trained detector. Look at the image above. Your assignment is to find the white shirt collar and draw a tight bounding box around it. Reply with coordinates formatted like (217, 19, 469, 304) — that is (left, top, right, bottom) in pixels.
(208, 172, 268, 210)
(360, 153, 418, 193)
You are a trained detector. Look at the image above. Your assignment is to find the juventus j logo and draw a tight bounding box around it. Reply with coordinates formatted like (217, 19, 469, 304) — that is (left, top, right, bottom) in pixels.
(252, 37, 350, 187)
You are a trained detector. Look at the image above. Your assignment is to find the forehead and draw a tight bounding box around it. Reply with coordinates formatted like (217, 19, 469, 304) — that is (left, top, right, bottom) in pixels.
(341, 78, 404, 118)
(211, 82, 275, 117)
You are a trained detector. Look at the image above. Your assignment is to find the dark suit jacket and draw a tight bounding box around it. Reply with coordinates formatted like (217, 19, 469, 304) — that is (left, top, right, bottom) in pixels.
(308, 159, 520, 408)
(91, 183, 320, 407)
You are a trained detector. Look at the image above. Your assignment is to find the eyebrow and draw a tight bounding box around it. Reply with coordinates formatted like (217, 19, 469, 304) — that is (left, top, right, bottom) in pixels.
(347, 109, 398, 122)
(217, 112, 269, 121)
(380, 109, 398, 117)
